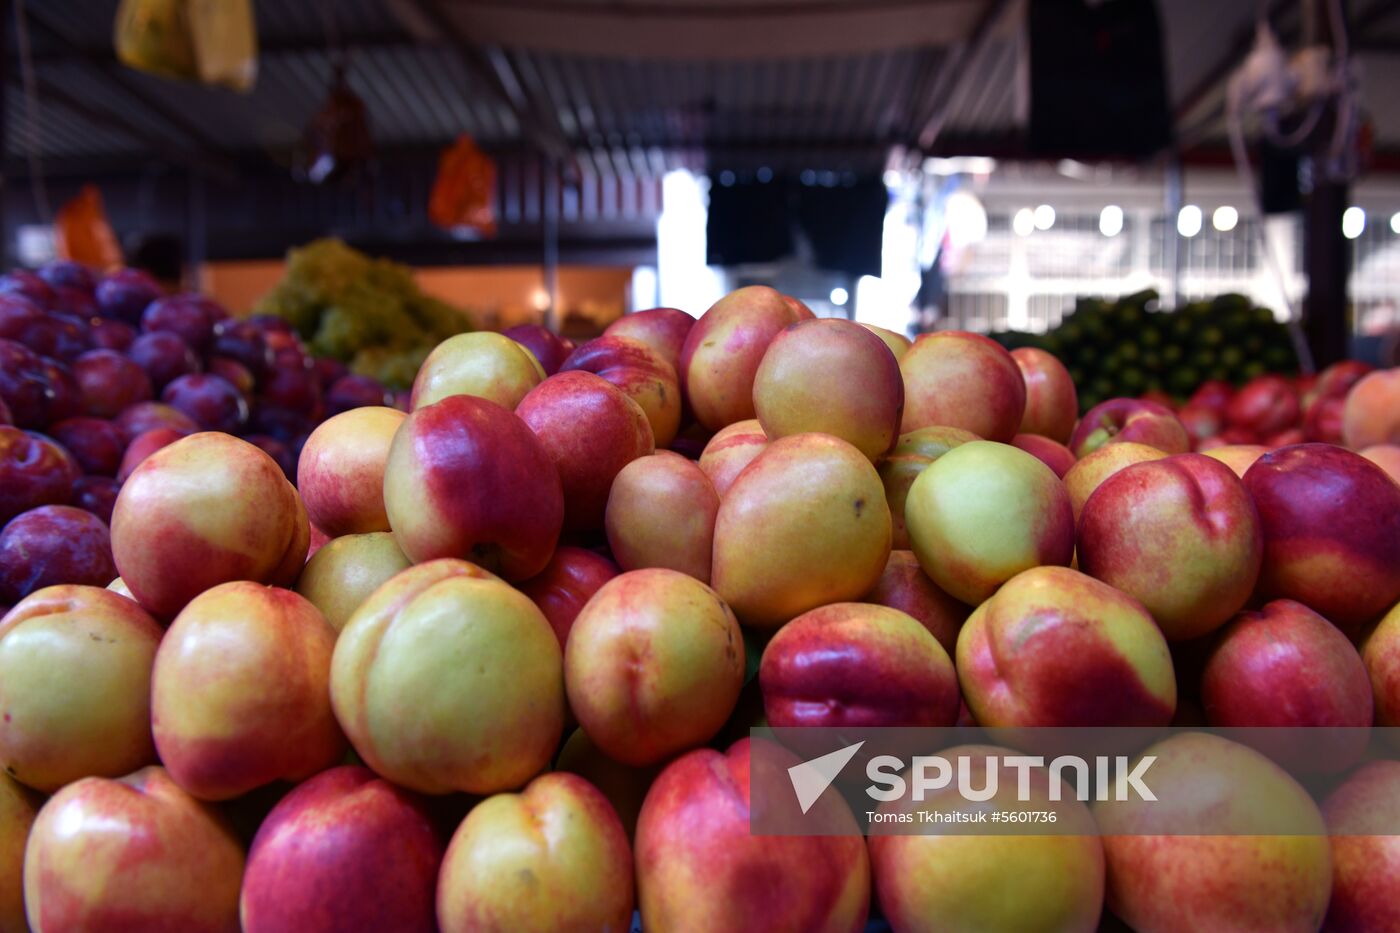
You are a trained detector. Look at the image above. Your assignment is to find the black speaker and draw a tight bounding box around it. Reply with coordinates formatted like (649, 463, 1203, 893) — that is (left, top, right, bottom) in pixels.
(1028, 0, 1173, 157)
(795, 178, 887, 279)
(705, 177, 793, 267)
(706, 175, 887, 277)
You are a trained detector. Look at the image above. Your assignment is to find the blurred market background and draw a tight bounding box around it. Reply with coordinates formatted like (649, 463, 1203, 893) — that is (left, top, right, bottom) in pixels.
(4, 0, 1399, 400)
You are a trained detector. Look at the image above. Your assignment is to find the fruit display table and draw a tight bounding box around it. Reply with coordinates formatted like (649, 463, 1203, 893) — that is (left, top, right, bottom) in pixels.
(1, 271, 1398, 931)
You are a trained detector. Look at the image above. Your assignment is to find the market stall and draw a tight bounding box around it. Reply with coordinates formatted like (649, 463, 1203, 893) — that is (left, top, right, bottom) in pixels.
(2, 1, 1400, 931)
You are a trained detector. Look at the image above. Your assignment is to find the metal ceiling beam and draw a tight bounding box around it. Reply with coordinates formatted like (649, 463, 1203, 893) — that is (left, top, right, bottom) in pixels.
(403, 0, 572, 162)
(20, 33, 424, 68)
(907, 0, 1017, 152)
(35, 131, 1400, 184)
(19, 75, 147, 150)
(445, 0, 970, 18)
(18, 7, 239, 179)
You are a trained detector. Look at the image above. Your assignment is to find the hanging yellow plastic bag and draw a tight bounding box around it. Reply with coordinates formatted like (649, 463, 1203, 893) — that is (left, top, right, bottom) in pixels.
(113, 0, 196, 81)
(188, 0, 258, 92)
(429, 135, 497, 237)
(55, 185, 123, 271)
(113, 0, 257, 92)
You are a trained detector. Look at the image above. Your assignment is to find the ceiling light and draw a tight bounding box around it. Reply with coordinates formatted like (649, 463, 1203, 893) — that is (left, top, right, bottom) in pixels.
(1177, 205, 1202, 238)
(1099, 205, 1124, 237)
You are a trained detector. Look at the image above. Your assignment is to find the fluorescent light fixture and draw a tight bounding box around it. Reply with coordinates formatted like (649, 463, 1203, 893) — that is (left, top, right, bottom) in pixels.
(922, 156, 997, 176)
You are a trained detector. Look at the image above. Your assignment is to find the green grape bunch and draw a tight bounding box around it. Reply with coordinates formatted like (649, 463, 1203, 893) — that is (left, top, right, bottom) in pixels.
(254, 238, 475, 389)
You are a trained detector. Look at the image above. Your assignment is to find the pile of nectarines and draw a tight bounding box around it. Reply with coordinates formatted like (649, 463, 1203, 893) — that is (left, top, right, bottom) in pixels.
(2, 282, 1400, 932)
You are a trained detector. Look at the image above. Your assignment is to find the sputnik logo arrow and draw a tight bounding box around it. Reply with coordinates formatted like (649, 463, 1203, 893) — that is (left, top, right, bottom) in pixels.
(788, 741, 864, 814)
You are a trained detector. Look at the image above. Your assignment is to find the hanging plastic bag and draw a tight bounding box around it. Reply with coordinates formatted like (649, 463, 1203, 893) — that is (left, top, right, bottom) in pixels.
(188, 0, 258, 92)
(114, 0, 257, 92)
(113, 0, 196, 82)
(54, 185, 123, 271)
(303, 64, 373, 184)
(429, 135, 498, 237)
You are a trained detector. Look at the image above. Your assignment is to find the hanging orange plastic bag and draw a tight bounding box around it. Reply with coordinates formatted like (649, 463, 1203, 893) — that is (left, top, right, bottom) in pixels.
(55, 185, 123, 271)
(429, 135, 497, 237)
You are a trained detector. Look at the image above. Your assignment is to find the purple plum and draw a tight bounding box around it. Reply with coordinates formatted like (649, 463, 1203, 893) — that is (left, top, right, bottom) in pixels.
(17, 312, 91, 360)
(141, 294, 218, 352)
(247, 405, 311, 445)
(72, 349, 153, 419)
(161, 373, 248, 434)
(128, 331, 200, 390)
(0, 339, 49, 427)
(0, 295, 43, 341)
(0, 270, 56, 309)
(210, 319, 273, 380)
(51, 286, 98, 318)
(0, 426, 78, 524)
(242, 433, 295, 481)
(258, 363, 322, 418)
(89, 319, 137, 352)
(95, 268, 162, 323)
(207, 358, 254, 400)
(113, 402, 198, 444)
(72, 475, 120, 525)
(247, 314, 294, 334)
(325, 374, 392, 415)
(503, 323, 571, 375)
(37, 260, 96, 293)
(48, 417, 125, 476)
(0, 505, 117, 602)
(38, 357, 83, 425)
(313, 356, 349, 389)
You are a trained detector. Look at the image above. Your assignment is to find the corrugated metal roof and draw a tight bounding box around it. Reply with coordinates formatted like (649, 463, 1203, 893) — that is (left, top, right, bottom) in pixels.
(8, 0, 1400, 173)
(30, 59, 211, 146)
(4, 84, 143, 157)
(520, 47, 925, 146)
(950, 35, 1019, 135)
(76, 44, 518, 151)
(28, 0, 402, 49)
(8, 21, 518, 161)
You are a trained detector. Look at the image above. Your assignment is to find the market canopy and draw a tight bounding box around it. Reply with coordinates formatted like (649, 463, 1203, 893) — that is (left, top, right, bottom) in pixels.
(8, 0, 1400, 180)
